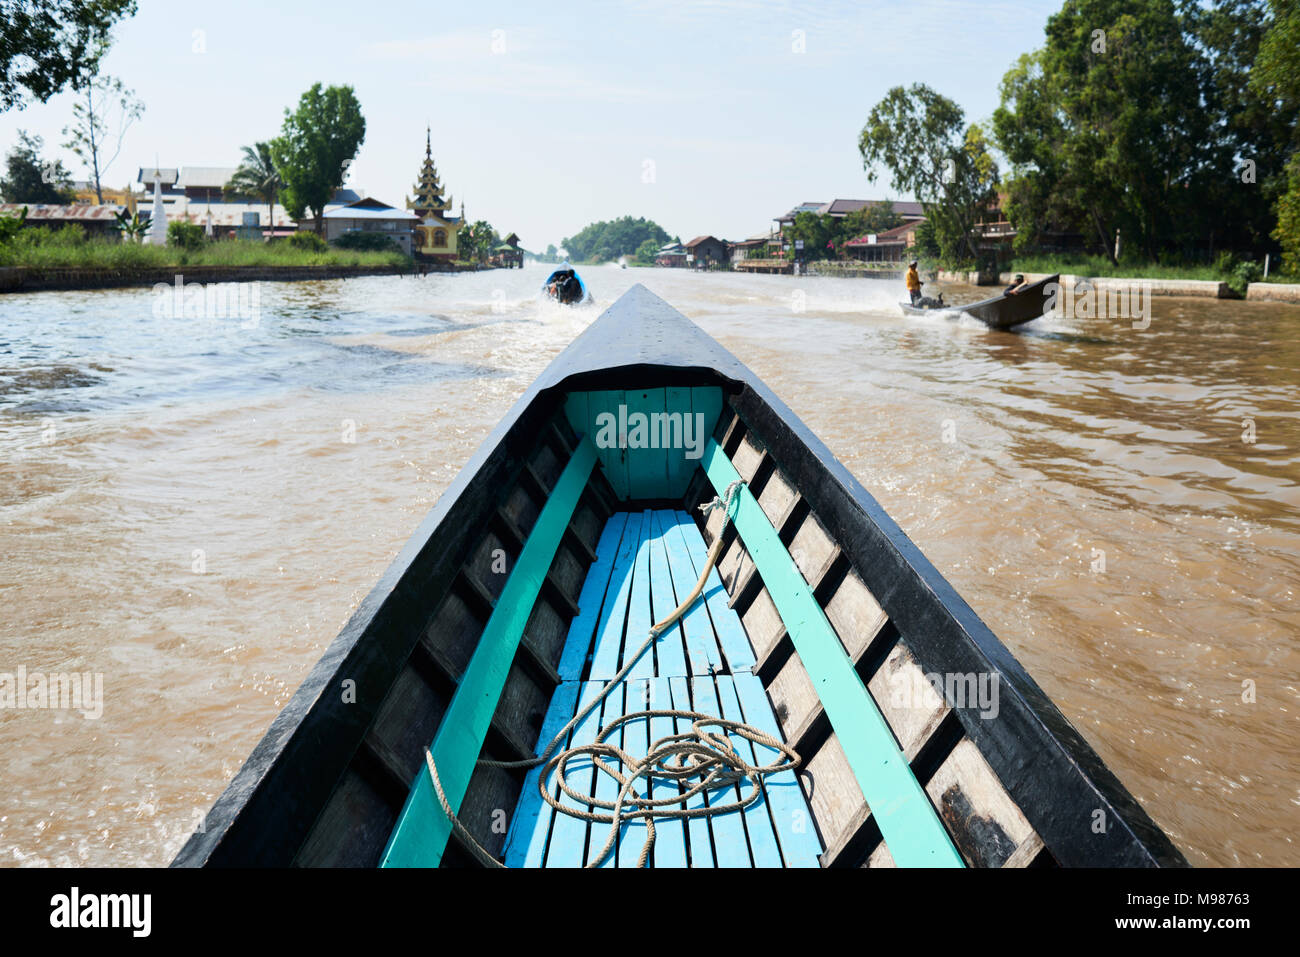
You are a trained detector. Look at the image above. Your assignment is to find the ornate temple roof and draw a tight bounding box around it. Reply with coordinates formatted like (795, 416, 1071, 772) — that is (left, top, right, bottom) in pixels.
(408, 128, 452, 214)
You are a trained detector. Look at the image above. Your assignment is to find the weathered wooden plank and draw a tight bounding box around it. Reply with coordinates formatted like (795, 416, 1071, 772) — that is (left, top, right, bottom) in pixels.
(589, 511, 644, 680)
(502, 681, 581, 867)
(380, 436, 598, 868)
(731, 672, 823, 868)
(648, 677, 688, 868)
(671, 676, 714, 867)
(926, 738, 1037, 868)
(557, 512, 629, 680)
(713, 675, 782, 867)
(766, 650, 822, 749)
(545, 680, 607, 868)
(866, 643, 950, 761)
(653, 510, 724, 676)
(701, 439, 963, 868)
(646, 512, 689, 677)
(822, 567, 889, 662)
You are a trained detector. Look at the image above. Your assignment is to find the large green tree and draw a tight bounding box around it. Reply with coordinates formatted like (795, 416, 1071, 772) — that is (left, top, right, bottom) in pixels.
(0, 131, 74, 203)
(270, 84, 366, 233)
(0, 0, 137, 112)
(993, 0, 1218, 262)
(1249, 0, 1300, 272)
(224, 141, 283, 232)
(858, 84, 998, 267)
(1189, 0, 1296, 253)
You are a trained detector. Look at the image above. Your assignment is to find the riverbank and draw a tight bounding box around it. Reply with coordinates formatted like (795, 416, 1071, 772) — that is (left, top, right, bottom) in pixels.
(993, 270, 1300, 303)
(0, 261, 489, 293)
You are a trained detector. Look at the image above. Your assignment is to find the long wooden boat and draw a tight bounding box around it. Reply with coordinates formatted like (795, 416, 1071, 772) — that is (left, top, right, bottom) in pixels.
(174, 284, 1184, 868)
(900, 273, 1060, 330)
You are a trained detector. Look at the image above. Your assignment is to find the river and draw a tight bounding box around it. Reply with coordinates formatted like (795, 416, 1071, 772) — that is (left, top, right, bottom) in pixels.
(1, 263, 1296, 866)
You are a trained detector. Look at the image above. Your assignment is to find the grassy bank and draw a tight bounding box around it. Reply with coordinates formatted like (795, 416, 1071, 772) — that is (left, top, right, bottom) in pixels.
(0, 232, 410, 270)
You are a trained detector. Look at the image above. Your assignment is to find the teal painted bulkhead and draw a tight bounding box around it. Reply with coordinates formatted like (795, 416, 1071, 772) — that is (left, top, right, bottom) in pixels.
(563, 387, 723, 500)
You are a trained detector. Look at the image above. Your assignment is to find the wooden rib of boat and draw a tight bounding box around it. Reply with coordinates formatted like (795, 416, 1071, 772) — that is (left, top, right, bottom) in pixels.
(174, 284, 1185, 869)
(900, 273, 1060, 330)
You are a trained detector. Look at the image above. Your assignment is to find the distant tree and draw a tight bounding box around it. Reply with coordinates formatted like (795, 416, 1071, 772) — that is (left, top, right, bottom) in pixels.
(542, 242, 559, 263)
(224, 141, 283, 232)
(0, 0, 137, 112)
(838, 202, 903, 241)
(271, 84, 365, 234)
(61, 74, 143, 203)
(634, 238, 659, 265)
(113, 208, 147, 242)
(561, 216, 670, 263)
(0, 205, 28, 243)
(459, 220, 499, 263)
(859, 84, 997, 268)
(0, 131, 74, 203)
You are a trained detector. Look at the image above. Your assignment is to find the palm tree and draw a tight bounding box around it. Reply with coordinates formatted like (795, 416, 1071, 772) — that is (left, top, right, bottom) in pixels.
(224, 142, 283, 234)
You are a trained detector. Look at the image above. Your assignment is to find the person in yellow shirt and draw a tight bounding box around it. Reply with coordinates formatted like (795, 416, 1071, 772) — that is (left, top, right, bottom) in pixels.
(905, 260, 922, 305)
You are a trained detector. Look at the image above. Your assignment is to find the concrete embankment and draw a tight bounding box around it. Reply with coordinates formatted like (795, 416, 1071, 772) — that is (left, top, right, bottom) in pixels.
(993, 272, 1233, 298)
(1245, 282, 1300, 303)
(0, 262, 485, 293)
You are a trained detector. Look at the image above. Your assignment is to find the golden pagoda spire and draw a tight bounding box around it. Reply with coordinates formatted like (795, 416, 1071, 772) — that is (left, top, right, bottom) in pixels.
(408, 125, 448, 214)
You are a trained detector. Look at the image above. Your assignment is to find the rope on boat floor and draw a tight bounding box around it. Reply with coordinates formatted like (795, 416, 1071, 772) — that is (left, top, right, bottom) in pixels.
(423, 480, 803, 868)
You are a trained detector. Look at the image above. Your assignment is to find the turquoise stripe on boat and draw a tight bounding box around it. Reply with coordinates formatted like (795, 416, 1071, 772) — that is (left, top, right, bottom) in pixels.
(700, 438, 965, 868)
(380, 435, 599, 868)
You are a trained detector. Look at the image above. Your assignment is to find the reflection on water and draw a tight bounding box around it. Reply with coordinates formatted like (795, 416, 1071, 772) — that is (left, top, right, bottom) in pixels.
(0, 264, 1296, 867)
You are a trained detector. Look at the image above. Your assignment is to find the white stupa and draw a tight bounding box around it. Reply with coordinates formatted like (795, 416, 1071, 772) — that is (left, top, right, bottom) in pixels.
(146, 169, 168, 245)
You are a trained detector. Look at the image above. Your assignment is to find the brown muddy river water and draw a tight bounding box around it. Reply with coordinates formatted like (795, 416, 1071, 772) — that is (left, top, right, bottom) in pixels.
(0, 265, 1296, 867)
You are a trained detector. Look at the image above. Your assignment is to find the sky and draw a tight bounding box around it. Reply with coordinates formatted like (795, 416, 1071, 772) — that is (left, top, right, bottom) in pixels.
(0, 0, 1059, 251)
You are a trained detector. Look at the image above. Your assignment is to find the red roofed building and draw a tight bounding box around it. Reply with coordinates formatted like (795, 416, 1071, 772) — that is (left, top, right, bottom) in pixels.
(843, 218, 926, 262)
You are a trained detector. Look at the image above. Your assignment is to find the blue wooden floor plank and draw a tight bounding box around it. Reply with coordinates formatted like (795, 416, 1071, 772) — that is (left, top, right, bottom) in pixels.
(655, 510, 726, 676)
(623, 511, 656, 680)
(589, 511, 644, 680)
(587, 680, 626, 868)
(690, 676, 753, 867)
(713, 675, 784, 867)
(544, 680, 606, 868)
(646, 512, 689, 677)
(648, 677, 688, 868)
(616, 677, 654, 868)
(731, 672, 825, 868)
(671, 676, 714, 868)
(502, 681, 581, 868)
(672, 509, 757, 672)
(557, 512, 630, 681)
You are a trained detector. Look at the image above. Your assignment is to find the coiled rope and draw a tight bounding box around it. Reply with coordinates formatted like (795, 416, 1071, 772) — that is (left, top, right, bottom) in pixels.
(423, 479, 801, 867)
